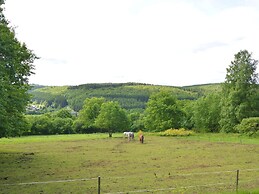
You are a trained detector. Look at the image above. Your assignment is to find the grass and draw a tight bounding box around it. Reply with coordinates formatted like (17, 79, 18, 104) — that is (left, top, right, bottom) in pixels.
(0, 133, 259, 193)
(35, 86, 68, 95)
(0, 133, 111, 144)
(176, 132, 259, 144)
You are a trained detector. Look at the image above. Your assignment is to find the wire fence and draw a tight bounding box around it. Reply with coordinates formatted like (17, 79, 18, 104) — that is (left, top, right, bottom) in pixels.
(2, 168, 259, 193)
(2, 177, 98, 186)
(103, 168, 259, 194)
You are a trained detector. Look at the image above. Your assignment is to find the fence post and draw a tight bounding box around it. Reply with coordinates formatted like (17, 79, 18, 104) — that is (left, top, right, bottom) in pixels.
(236, 170, 239, 193)
(98, 176, 101, 194)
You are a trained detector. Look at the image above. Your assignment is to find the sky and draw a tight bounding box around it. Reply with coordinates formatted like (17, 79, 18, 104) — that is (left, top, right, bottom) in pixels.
(4, 0, 259, 86)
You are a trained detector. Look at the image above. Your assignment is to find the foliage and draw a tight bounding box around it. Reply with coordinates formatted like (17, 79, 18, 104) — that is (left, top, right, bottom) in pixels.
(192, 93, 221, 132)
(53, 95, 68, 108)
(72, 98, 130, 135)
(29, 82, 204, 112)
(55, 108, 74, 119)
(144, 91, 184, 131)
(128, 111, 145, 132)
(75, 97, 105, 133)
(183, 83, 222, 97)
(30, 115, 53, 135)
(159, 128, 194, 136)
(94, 101, 130, 135)
(137, 129, 144, 136)
(26, 83, 230, 135)
(25, 110, 75, 135)
(177, 99, 195, 129)
(0, 1, 37, 137)
(220, 50, 259, 132)
(28, 92, 68, 113)
(52, 117, 74, 134)
(234, 117, 259, 137)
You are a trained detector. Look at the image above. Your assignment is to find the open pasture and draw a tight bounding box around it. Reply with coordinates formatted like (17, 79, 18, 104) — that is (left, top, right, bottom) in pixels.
(0, 134, 259, 193)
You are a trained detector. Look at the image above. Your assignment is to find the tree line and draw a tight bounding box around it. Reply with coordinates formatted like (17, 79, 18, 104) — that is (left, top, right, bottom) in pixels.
(23, 50, 259, 137)
(1, 1, 259, 137)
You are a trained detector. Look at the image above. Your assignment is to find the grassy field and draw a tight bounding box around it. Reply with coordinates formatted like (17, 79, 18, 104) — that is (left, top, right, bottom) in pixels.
(0, 133, 259, 194)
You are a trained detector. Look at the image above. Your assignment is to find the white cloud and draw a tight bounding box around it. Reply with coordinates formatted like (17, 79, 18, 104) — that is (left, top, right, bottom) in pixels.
(4, 0, 259, 86)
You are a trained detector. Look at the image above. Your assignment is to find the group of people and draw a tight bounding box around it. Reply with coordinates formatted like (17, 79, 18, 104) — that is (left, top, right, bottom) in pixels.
(123, 132, 144, 143)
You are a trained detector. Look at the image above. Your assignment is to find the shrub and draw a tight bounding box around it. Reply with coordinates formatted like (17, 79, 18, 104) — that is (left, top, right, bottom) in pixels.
(159, 128, 194, 137)
(235, 117, 259, 137)
(137, 130, 144, 137)
(31, 115, 53, 135)
(52, 117, 75, 134)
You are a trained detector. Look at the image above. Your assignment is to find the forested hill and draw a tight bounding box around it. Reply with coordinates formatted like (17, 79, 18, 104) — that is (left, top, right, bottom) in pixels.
(29, 82, 222, 113)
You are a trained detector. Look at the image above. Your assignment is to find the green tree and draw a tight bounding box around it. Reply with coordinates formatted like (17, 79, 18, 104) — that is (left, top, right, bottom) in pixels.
(94, 101, 130, 137)
(128, 111, 144, 132)
(234, 117, 259, 137)
(30, 115, 53, 135)
(55, 108, 73, 119)
(177, 100, 195, 129)
(220, 50, 258, 132)
(143, 91, 183, 131)
(76, 97, 105, 131)
(0, 1, 37, 137)
(53, 95, 68, 108)
(192, 93, 221, 132)
(52, 117, 74, 134)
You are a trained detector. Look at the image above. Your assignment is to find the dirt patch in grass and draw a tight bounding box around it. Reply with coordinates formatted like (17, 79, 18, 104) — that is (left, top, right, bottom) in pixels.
(81, 160, 111, 168)
(16, 152, 35, 163)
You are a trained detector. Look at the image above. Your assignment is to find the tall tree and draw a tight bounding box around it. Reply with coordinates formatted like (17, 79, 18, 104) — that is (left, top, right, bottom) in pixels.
(220, 50, 258, 132)
(143, 91, 183, 131)
(0, 1, 37, 137)
(76, 97, 105, 132)
(192, 93, 221, 132)
(94, 101, 130, 137)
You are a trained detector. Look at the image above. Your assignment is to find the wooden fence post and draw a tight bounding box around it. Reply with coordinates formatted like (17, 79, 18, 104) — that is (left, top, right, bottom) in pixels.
(236, 170, 239, 193)
(98, 176, 101, 194)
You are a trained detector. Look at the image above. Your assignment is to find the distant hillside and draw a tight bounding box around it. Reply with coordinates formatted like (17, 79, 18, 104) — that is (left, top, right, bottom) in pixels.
(182, 83, 222, 97)
(29, 82, 222, 112)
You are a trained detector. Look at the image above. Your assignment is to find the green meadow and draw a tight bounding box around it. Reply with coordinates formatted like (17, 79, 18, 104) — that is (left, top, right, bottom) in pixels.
(0, 133, 259, 194)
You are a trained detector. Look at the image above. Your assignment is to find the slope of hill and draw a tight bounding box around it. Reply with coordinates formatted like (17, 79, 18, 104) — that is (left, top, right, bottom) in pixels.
(182, 83, 222, 97)
(29, 82, 222, 112)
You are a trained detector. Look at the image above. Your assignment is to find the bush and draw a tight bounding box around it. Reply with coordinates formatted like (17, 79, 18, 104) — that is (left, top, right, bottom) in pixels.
(28, 113, 75, 135)
(137, 130, 144, 137)
(52, 117, 74, 134)
(235, 117, 259, 137)
(31, 115, 53, 135)
(159, 128, 194, 136)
